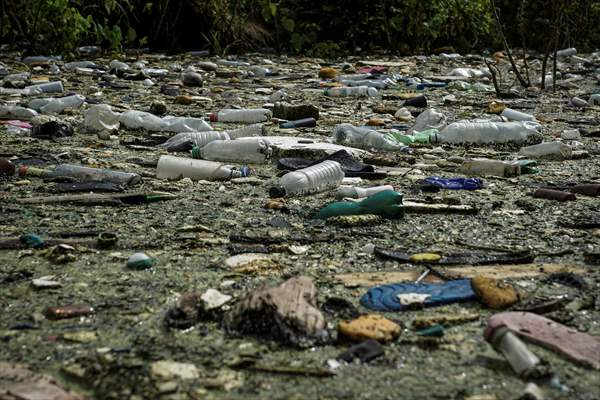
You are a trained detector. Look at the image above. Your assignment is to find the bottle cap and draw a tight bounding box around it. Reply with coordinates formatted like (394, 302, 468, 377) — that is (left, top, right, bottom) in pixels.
(269, 185, 286, 198)
(190, 146, 200, 158)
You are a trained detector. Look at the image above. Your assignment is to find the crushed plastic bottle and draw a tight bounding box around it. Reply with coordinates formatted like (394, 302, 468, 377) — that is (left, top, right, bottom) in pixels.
(0, 105, 38, 120)
(519, 141, 572, 160)
(270, 160, 344, 197)
(332, 124, 407, 151)
(459, 159, 521, 177)
(84, 104, 121, 132)
(500, 108, 537, 122)
(29, 94, 85, 114)
(209, 109, 272, 123)
(156, 155, 244, 181)
(160, 131, 230, 152)
(408, 108, 447, 134)
(193, 138, 272, 164)
(324, 86, 378, 97)
(335, 185, 394, 200)
(19, 164, 141, 186)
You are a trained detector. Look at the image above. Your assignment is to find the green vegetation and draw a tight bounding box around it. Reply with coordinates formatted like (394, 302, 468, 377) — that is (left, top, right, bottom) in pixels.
(1, 0, 599, 56)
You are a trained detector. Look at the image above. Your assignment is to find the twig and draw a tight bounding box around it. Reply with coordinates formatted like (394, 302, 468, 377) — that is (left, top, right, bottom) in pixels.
(485, 58, 502, 97)
(489, 0, 529, 88)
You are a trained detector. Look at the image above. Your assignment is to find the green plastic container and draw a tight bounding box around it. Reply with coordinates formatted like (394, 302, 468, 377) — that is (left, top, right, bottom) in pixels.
(315, 190, 403, 220)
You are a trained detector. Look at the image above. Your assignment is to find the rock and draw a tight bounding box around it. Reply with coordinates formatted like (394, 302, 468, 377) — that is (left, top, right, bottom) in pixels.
(471, 276, 518, 309)
(62, 331, 97, 343)
(0, 362, 85, 400)
(366, 118, 385, 126)
(126, 252, 155, 270)
(182, 70, 203, 87)
(149, 101, 168, 116)
(0, 158, 15, 178)
(31, 121, 73, 139)
(223, 276, 329, 347)
(224, 253, 281, 275)
(318, 67, 338, 79)
(412, 313, 479, 329)
(338, 314, 401, 342)
(197, 61, 217, 71)
(151, 360, 199, 380)
(200, 288, 231, 310)
(327, 214, 383, 227)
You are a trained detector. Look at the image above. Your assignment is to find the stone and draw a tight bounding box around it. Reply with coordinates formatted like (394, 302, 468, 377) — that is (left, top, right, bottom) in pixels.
(272, 102, 319, 120)
(0, 362, 85, 400)
(151, 360, 200, 380)
(200, 288, 231, 310)
(174, 95, 193, 105)
(338, 314, 401, 342)
(471, 276, 518, 309)
(149, 101, 167, 116)
(182, 70, 203, 87)
(223, 276, 328, 347)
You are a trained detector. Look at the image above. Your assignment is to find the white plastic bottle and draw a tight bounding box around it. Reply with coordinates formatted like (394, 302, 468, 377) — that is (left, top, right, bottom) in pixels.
(197, 138, 271, 164)
(439, 121, 542, 145)
(332, 124, 406, 151)
(458, 159, 520, 177)
(84, 104, 121, 132)
(335, 185, 394, 200)
(323, 86, 378, 97)
(160, 131, 230, 152)
(29, 94, 85, 114)
(209, 109, 272, 123)
(269, 160, 344, 197)
(519, 142, 572, 160)
(490, 327, 540, 376)
(156, 155, 242, 181)
(500, 108, 537, 122)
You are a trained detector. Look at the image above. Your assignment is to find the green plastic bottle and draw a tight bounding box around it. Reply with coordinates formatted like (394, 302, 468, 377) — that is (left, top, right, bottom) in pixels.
(314, 190, 403, 220)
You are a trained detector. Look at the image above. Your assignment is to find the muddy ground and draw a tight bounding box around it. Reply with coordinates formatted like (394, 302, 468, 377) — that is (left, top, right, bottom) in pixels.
(1, 50, 600, 400)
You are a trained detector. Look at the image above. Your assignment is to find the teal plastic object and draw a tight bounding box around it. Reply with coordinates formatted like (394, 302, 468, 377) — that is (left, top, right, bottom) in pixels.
(385, 130, 434, 145)
(20, 234, 45, 248)
(315, 190, 403, 220)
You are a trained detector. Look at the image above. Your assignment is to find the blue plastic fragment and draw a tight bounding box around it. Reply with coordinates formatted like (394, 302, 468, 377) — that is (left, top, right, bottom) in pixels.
(423, 176, 484, 190)
(360, 279, 476, 311)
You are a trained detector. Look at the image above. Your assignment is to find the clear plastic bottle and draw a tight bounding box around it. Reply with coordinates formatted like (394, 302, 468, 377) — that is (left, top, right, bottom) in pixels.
(408, 108, 447, 134)
(160, 131, 230, 152)
(0, 105, 38, 120)
(156, 155, 242, 181)
(269, 160, 344, 197)
(500, 108, 537, 122)
(226, 123, 266, 139)
(84, 104, 121, 132)
(324, 86, 378, 97)
(335, 185, 394, 200)
(29, 94, 85, 114)
(196, 138, 271, 164)
(458, 158, 521, 177)
(438, 121, 542, 145)
(519, 141, 572, 160)
(20, 164, 141, 186)
(24, 81, 64, 94)
(209, 109, 272, 123)
(120, 110, 165, 131)
(340, 79, 388, 89)
(332, 124, 406, 151)
(162, 116, 212, 133)
(556, 47, 577, 57)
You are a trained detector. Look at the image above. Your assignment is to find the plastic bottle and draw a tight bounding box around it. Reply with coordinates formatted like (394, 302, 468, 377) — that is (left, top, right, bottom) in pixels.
(332, 124, 407, 151)
(279, 118, 316, 129)
(335, 185, 394, 200)
(500, 108, 537, 122)
(489, 327, 540, 377)
(160, 131, 230, 152)
(29, 94, 85, 114)
(209, 109, 272, 123)
(0, 105, 38, 120)
(438, 121, 542, 145)
(324, 86, 378, 97)
(408, 108, 447, 134)
(340, 79, 389, 89)
(385, 130, 437, 145)
(156, 155, 243, 181)
(120, 110, 165, 131)
(336, 73, 372, 81)
(589, 94, 600, 106)
(216, 60, 250, 67)
(84, 104, 121, 132)
(162, 116, 212, 133)
(24, 81, 64, 94)
(459, 159, 521, 177)
(519, 141, 572, 160)
(226, 123, 266, 139)
(556, 48, 577, 58)
(194, 138, 272, 164)
(64, 61, 97, 70)
(19, 164, 141, 186)
(269, 160, 344, 197)
(316, 190, 403, 220)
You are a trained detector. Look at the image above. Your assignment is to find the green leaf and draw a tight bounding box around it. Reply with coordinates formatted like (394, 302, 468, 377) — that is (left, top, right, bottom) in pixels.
(281, 17, 294, 32)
